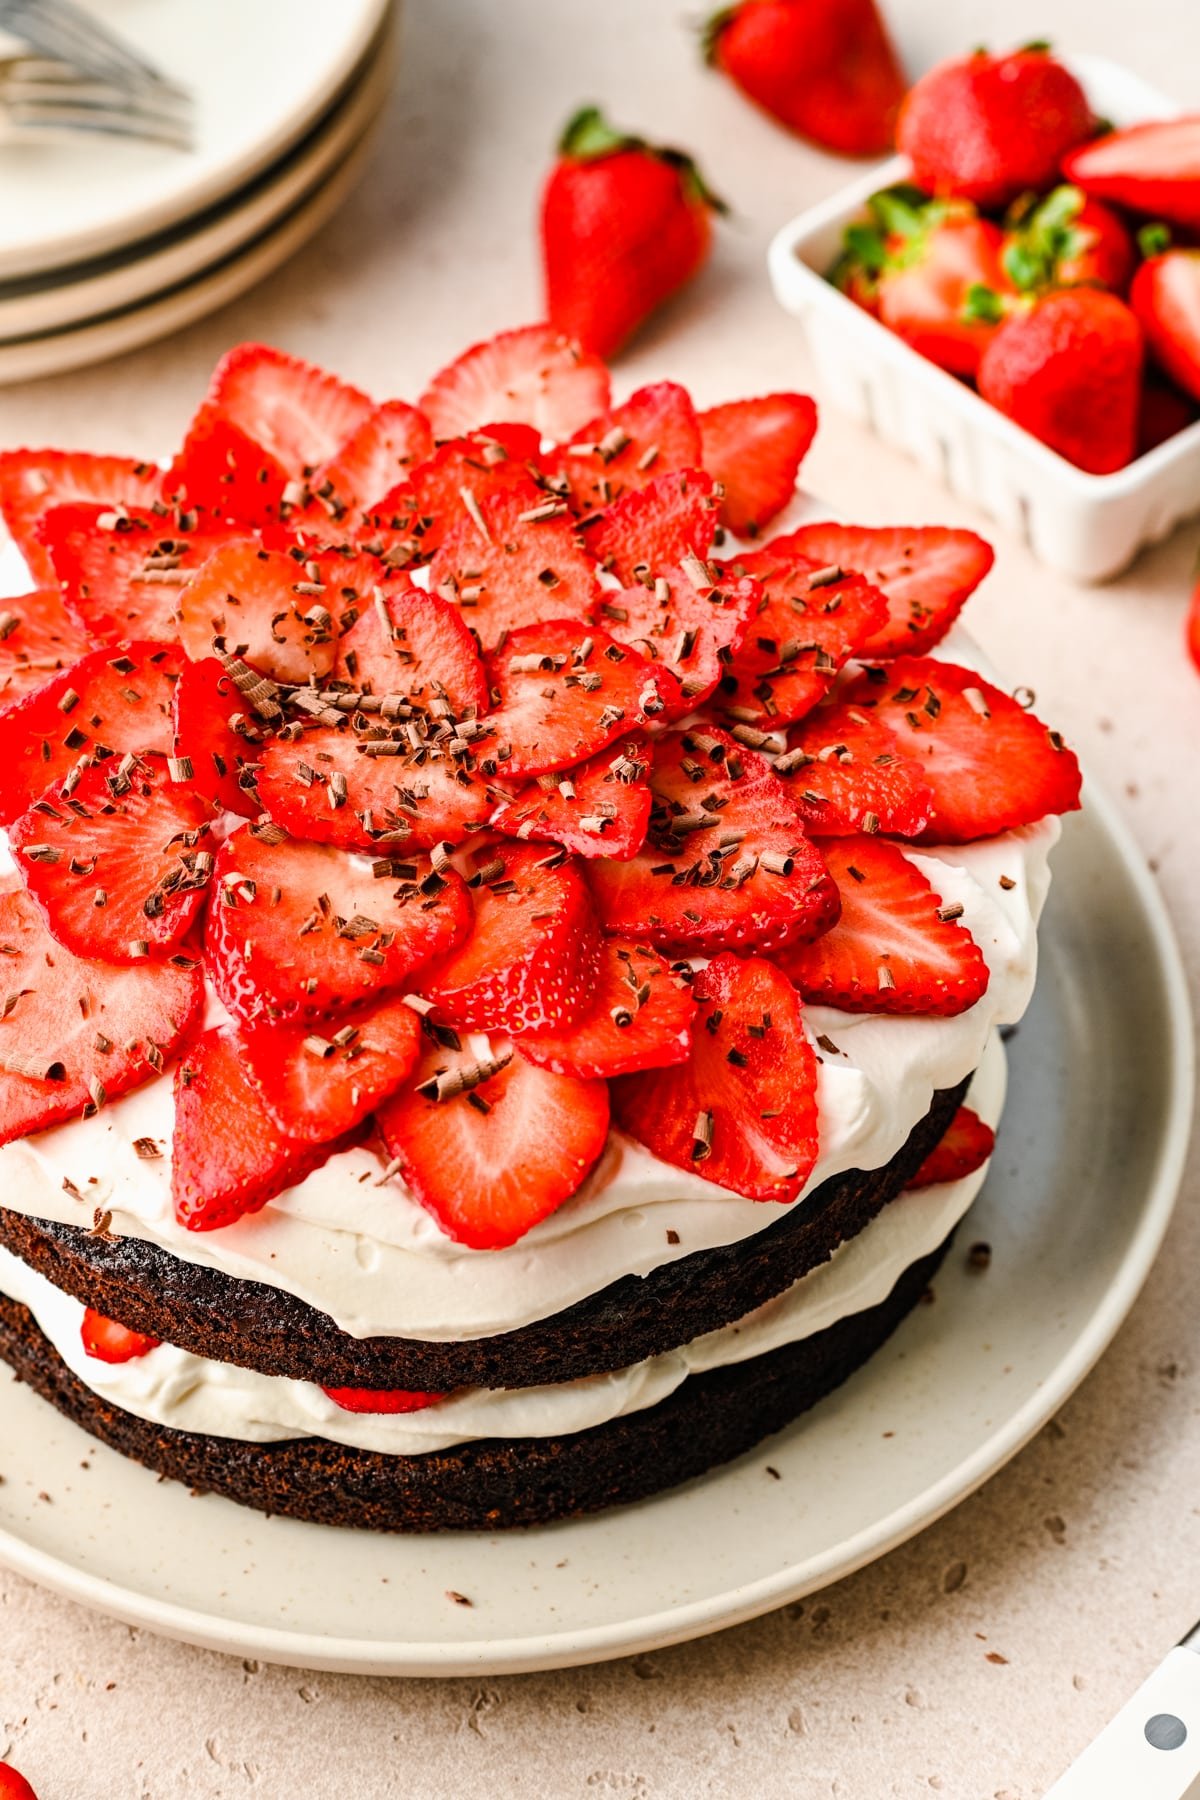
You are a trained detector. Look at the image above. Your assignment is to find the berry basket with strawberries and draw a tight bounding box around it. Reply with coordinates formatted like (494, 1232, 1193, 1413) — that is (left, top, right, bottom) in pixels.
(769, 52, 1200, 581)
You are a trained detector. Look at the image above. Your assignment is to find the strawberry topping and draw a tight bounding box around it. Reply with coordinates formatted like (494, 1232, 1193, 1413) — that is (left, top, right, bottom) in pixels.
(774, 835, 990, 1016)
(418, 323, 611, 442)
(177, 539, 338, 685)
(517, 937, 693, 1079)
(718, 556, 889, 727)
(308, 399, 435, 520)
(551, 381, 702, 514)
(488, 732, 653, 861)
(600, 555, 758, 708)
(322, 1385, 447, 1413)
(201, 342, 374, 477)
(429, 482, 602, 650)
(905, 1103, 996, 1187)
(40, 503, 236, 644)
(773, 702, 934, 838)
(240, 992, 423, 1144)
(0, 588, 87, 713)
(377, 1033, 610, 1249)
(359, 423, 543, 564)
(164, 405, 290, 523)
(612, 952, 819, 1202)
(329, 565, 488, 717)
(0, 450, 160, 587)
(171, 655, 265, 819)
(0, 878, 202, 1145)
(81, 1308, 161, 1363)
(584, 467, 719, 586)
(698, 393, 818, 537)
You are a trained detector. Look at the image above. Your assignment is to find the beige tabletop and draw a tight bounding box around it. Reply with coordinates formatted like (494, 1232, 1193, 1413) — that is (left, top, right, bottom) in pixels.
(1, 2, 1198, 1795)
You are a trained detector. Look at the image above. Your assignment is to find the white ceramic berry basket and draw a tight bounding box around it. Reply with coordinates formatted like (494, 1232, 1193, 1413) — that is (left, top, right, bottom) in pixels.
(767, 54, 1198, 583)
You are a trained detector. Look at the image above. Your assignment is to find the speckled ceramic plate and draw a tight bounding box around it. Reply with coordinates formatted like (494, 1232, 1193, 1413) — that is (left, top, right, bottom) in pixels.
(0, 526, 1189, 1670)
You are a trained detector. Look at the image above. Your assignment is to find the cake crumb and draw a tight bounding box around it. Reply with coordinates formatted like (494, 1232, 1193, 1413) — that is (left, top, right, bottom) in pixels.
(967, 1241, 992, 1272)
(765, 1466, 781, 1480)
(665, 1228, 680, 1245)
(446, 1589, 473, 1607)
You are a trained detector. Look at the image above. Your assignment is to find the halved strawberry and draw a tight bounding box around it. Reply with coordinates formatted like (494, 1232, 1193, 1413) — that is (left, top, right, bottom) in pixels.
(40, 503, 237, 644)
(517, 936, 692, 1078)
(0, 589, 87, 713)
(172, 1025, 352, 1232)
(587, 724, 839, 954)
(202, 343, 374, 477)
(718, 558, 889, 727)
(255, 722, 493, 853)
(0, 878, 203, 1146)
(418, 323, 611, 442)
(172, 655, 265, 818)
(489, 732, 652, 860)
(329, 566, 488, 717)
(430, 483, 602, 650)
(163, 404, 290, 523)
(322, 1385, 446, 1413)
(178, 539, 338, 685)
(748, 524, 994, 658)
(906, 1103, 995, 1188)
(11, 759, 215, 964)
(611, 952, 818, 1203)
(205, 825, 472, 1025)
(774, 835, 990, 1015)
(423, 840, 601, 1033)
(240, 991, 422, 1144)
(773, 702, 934, 838)
(0, 642, 183, 827)
(840, 657, 1082, 841)
(483, 620, 679, 779)
(599, 558, 758, 707)
(308, 400, 435, 520)
(584, 467, 719, 586)
(0, 450, 161, 587)
(81, 1308, 161, 1362)
(359, 424, 543, 564)
(698, 393, 818, 537)
(377, 1034, 609, 1248)
(551, 381, 702, 514)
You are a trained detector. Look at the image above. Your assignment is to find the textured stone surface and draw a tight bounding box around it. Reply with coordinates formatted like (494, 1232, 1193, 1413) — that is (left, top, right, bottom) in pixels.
(1, 0, 1198, 1794)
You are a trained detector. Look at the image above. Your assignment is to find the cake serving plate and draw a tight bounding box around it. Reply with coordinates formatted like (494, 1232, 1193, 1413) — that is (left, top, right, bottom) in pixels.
(0, 718, 1187, 1674)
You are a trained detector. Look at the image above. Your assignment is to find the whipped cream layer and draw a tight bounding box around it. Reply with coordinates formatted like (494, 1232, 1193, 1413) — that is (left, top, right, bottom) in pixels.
(0, 1036, 1005, 1455)
(0, 814, 1054, 1340)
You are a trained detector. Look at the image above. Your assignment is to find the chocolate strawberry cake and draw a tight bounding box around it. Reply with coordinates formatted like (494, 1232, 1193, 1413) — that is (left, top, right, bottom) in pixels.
(0, 326, 1080, 1531)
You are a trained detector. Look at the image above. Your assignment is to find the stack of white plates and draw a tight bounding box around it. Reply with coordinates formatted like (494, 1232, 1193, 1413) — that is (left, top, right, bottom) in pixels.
(0, 0, 394, 384)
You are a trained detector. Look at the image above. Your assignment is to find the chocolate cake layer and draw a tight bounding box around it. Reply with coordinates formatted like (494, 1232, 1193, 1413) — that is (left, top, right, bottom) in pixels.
(0, 1078, 966, 1392)
(0, 1233, 952, 1532)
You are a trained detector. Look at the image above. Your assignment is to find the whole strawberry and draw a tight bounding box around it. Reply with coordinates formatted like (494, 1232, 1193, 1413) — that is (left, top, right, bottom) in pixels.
(542, 107, 724, 358)
(1130, 243, 1200, 404)
(704, 0, 906, 157)
(897, 44, 1093, 212)
(1003, 186, 1134, 294)
(977, 287, 1143, 473)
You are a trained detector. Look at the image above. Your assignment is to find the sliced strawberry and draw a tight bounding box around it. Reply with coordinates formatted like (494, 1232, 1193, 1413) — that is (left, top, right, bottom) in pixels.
(240, 991, 422, 1144)
(774, 835, 990, 1015)
(423, 840, 601, 1033)
(584, 467, 719, 586)
(308, 400, 435, 520)
(551, 381, 702, 514)
(205, 825, 472, 1025)
(329, 566, 488, 716)
(81, 1309, 160, 1363)
(202, 342, 374, 478)
(489, 732, 652, 860)
(172, 1025, 351, 1232)
(840, 657, 1083, 841)
(11, 759, 215, 964)
(0, 878, 202, 1146)
(322, 1385, 447, 1413)
(172, 655, 265, 819)
(905, 1103, 995, 1188)
(0, 450, 161, 587)
(418, 323, 611, 442)
(0, 642, 183, 827)
(746, 523, 995, 658)
(163, 404, 289, 523)
(430, 483, 602, 650)
(377, 1035, 609, 1248)
(718, 558, 889, 727)
(773, 702, 934, 838)
(483, 620, 679, 779)
(40, 503, 237, 644)
(256, 722, 493, 854)
(587, 724, 839, 954)
(517, 937, 692, 1078)
(698, 393, 818, 537)
(177, 538, 339, 685)
(611, 952, 818, 1203)
(359, 424, 543, 564)
(0, 588, 87, 713)
(599, 556, 758, 707)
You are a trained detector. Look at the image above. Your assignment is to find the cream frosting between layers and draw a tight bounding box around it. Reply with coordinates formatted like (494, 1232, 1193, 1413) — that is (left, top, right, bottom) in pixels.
(0, 1035, 1005, 1455)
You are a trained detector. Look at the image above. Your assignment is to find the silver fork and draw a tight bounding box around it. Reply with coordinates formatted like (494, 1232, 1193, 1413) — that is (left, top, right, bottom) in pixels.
(0, 0, 182, 95)
(0, 54, 192, 149)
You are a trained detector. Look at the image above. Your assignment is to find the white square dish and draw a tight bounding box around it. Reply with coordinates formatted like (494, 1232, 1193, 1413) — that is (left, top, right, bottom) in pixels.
(767, 55, 1196, 582)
